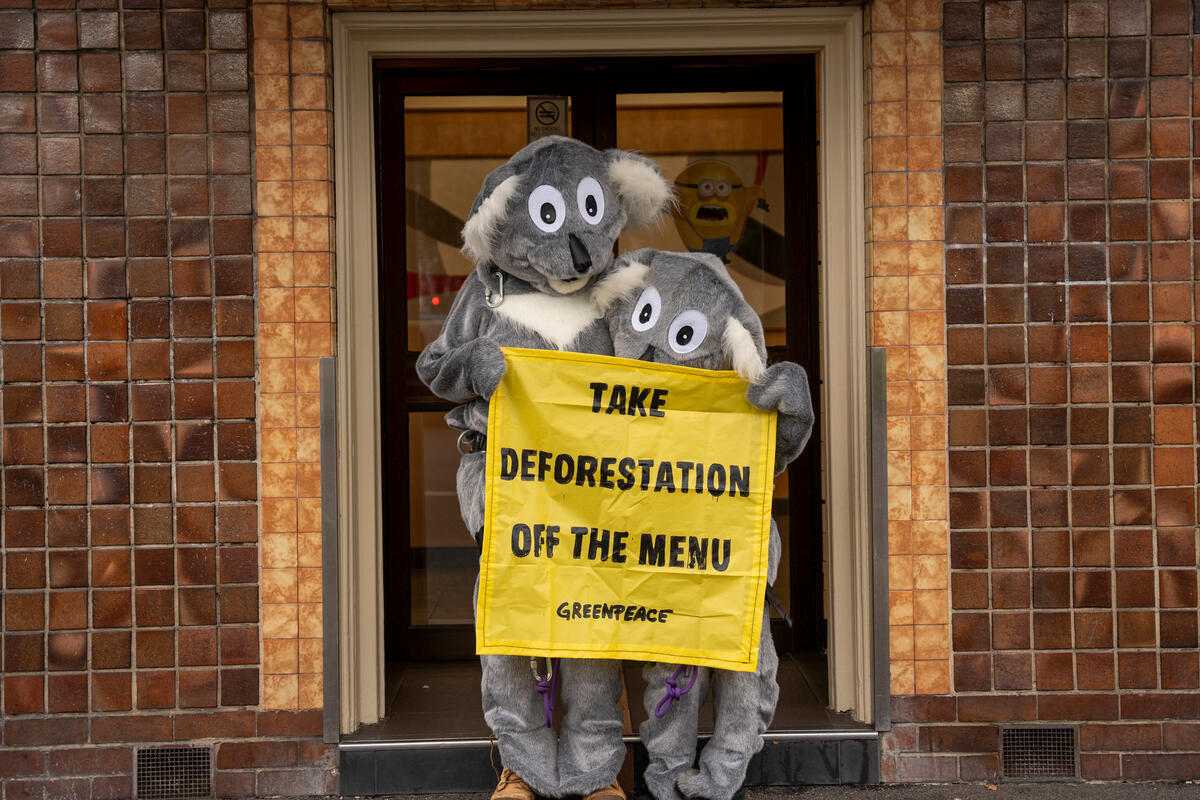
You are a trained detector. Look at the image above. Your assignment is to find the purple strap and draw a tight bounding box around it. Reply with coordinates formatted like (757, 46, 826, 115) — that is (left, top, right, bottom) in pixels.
(533, 658, 560, 727)
(654, 664, 698, 719)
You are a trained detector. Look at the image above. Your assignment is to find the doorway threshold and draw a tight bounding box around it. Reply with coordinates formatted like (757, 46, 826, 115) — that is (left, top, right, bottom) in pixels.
(338, 659, 877, 795)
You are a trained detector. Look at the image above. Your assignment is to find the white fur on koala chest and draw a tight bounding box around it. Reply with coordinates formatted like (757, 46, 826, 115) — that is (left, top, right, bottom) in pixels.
(489, 291, 603, 350)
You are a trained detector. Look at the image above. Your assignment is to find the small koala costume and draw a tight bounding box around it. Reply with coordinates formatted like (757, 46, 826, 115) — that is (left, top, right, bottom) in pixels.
(603, 249, 814, 800)
(415, 138, 672, 798)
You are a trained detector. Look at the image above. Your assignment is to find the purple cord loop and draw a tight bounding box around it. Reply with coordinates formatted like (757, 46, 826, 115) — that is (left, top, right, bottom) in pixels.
(654, 664, 698, 719)
(531, 657, 560, 728)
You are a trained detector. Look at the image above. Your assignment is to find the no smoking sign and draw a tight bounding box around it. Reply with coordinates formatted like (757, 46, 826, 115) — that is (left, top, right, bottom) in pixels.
(527, 96, 568, 142)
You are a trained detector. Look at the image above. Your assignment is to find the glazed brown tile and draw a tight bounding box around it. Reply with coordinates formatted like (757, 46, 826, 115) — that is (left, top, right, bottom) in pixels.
(220, 667, 258, 706)
(1161, 652, 1200, 689)
(39, 96, 79, 134)
(1035, 652, 1075, 690)
(1108, 39, 1148, 79)
(992, 651, 1033, 691)
(179, 586, 217, 627)
(127, 178, 166, 215)
(91, 672, 131, 711)
(178, 668, 217, 708)
(1075, 651, 1114, 690)
(1073, 611, 1113, 651)
(1113, 446, 1151, 483)
(952, 572, 990, 610)
(1158, 529, 1197, 567)
(1117, 609, 1157, 647)
(134, 506, 173, 546)
(176, 463, 214, 502)
(1027, 285, 1064, 323)
(954, 653, 991, 691)
(952, 612, 991, 652)
(992, 571, 1031, 608)
(948, 368, 986, 405)
(1109, 119, 1149, 159)
(944, 1, 982, 40)
(1159, 610, 1198, 647)
(945, 43, 984, 81)
(1028, 247, 1066, 283)
(176, 505, 215, 544)
(166, 53, 207, 92)
(92, 589, 131, 628)
(136, 588, 176, 628)
(46, 673, 87, 713)
(986, 121, 1024, 160)
(1149, 159, 1189, 199)
(1026, 164, 1064, 202)
(989, 489, 1028, 527)
(90, 508, 130, 548)
(133, 548, 174, 586)
(1032, 570, 1071, 609)
(216, 505, 256, 543)
(219, 585, 258, 624)
(174, 341, 214, 379)
(137, 670, 175, 710)
(945, 124, 984, 163)
(179, 627, 217, 667)
(987, 325, 1025, 363)
(1032, 610, 1072, 649)
(126, 136, 166, 174)
(991, 611, 1031, 650)
(985, 41, 1024, 80)
(90, 630, 130, 670)
(136, 630, 175, 669)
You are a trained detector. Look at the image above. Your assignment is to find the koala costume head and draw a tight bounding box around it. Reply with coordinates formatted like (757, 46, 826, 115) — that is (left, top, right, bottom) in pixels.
(609, 249, 767, 381)
(461, 136, 673, 296)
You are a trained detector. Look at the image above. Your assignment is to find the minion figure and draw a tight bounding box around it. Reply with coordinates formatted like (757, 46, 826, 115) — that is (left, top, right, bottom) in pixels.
(672, 161, 764, 261)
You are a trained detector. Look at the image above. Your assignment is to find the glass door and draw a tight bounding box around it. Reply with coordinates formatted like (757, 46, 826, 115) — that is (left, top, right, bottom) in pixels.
(375, 58, 819, 661)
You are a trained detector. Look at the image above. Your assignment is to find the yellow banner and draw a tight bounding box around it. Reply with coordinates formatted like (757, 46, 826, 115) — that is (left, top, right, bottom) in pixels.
(477, 347, 776, 671)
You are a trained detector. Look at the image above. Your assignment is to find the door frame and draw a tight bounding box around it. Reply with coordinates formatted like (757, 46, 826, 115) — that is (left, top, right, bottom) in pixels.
(375, 56, 820, 662)
(331, 6, 871, 735)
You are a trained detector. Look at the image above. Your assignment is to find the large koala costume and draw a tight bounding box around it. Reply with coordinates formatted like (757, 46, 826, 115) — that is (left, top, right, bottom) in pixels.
(415, 137, 672, 799)
(604, 249, 814, 800)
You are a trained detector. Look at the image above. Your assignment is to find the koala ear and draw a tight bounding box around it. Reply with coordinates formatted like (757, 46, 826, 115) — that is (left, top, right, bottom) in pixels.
(592, 249, 652, 313)
(605, 150, 674, 230)
(461, 169, 522, 264)
(723, 313, 767, 383)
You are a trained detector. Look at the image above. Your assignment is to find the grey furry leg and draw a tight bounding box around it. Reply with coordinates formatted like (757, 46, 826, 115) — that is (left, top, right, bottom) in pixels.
(639, 662, 710, 800)
(456, 449, 487, 540)
(676, 610, 778, 800)
(474, 575, 560, 797)
(481, 654, 561, 797)
(556, 658, 626, 796)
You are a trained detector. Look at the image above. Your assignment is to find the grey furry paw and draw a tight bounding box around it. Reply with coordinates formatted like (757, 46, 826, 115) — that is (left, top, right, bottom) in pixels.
(470, 339, 508, 398)
(675, 769, 719, 800)
(745, 361, 812, 423)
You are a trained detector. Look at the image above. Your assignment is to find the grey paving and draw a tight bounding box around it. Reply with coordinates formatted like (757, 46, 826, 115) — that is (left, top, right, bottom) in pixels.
(335, 784, 1200, 800)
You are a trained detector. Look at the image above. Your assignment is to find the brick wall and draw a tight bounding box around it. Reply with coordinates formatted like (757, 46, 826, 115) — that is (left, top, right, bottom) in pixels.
(884, 0, 1200, 782)
(0, 3, 333, 797)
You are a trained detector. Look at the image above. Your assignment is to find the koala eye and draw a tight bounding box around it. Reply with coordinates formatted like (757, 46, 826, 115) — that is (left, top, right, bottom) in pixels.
(667, 310, 708, 354)
(576, 176, 605, 225)
(715, 180, 733, 198)
(528, 184, 566, 233)
(630, 286, 661, 332)
(697, 179, 716, 197)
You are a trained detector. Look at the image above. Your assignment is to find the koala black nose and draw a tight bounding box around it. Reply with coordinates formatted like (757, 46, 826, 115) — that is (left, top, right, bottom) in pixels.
(569, 233, 591, 274)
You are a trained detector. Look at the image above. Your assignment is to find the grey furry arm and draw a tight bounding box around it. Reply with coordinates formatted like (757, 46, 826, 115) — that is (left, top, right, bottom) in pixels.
(745, 361, 814, 475)
(414, 273, 508, 402)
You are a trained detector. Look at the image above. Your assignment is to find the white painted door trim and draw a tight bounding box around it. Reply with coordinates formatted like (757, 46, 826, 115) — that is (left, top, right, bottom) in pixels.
(331, 6, 870, 732)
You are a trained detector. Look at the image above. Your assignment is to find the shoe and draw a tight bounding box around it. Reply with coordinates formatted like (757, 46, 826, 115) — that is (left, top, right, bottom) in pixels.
(583, 780, 626, 800)
(491, 768, 534, 800)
